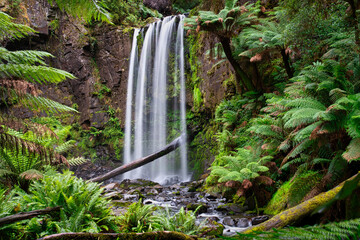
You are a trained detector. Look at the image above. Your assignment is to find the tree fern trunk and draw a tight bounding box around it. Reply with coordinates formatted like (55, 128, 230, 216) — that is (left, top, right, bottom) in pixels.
(281, 48, 293, 79)
(219, 36, 256, 92)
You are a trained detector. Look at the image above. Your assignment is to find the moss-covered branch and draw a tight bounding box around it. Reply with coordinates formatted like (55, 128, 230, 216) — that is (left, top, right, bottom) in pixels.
(242, 173, 360, 233)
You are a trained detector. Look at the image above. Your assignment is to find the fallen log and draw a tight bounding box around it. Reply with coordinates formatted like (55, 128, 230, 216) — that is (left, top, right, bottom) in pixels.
(37, 231, 197, 240)
(0, 206, 61, 226)
(242, 173, 360, 233)
(89, 135, 183, 182)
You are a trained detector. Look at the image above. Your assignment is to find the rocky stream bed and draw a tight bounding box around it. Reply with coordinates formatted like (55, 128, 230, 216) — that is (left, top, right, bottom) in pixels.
(72, 162, 269, 237)
(103, 178, 269, 237)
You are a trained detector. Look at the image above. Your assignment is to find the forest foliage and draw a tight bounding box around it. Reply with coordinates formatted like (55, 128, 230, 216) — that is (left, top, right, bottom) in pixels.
(1, 0, 360, 239)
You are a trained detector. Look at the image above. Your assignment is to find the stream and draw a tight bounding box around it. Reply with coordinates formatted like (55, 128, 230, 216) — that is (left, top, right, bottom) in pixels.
(101, 178, 269, 237)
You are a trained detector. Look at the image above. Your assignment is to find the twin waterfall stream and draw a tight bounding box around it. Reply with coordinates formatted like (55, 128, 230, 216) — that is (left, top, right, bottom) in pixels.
(123, 15, 189, 184)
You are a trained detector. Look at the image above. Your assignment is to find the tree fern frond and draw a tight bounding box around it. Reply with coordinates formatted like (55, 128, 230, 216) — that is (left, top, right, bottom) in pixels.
(0, 11, 35, 41)
(0, 64, 75, 84)
(67, 157, 88, 166)
(342, 138, 360, 162)
(19, 169, 43, 180)
(23, 94, 78, 114)
(48, 0, 112, 23)
(283, 108, 322, 129)
(285, 98, 326, 110)
(281, 139, 313, 167)
(55, 140, 76, 154)
(0, 114, 59, 139)
(0, 128, 68, 166)
(0, 47, 54, 66)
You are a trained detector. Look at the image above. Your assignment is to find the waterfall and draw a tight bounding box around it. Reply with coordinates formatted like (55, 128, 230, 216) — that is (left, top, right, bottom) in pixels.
(123, 15, 189, 184)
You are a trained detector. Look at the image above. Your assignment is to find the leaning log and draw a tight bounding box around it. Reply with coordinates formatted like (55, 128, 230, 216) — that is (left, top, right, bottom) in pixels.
(242, 173, 360, 233)
(89, 135, 183, 182)
(0, 206, 61, 226)
(37, 231, 197, 240)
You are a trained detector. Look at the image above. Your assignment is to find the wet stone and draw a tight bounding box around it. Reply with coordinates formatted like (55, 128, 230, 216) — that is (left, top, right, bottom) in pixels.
(186, 203, 208, 214)
(236, 218, 251, 228)
(103, 191, 122, 200)
(223, 217, 235, 226)
(251, 215, 270, 225)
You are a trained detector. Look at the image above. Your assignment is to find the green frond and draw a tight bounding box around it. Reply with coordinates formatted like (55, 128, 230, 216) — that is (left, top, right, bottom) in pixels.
(342, 138, 360, 162)
(67, 157, 88, 166)
(285, 98, 326, 110)
(0, 11, 35, 41)
(19, 169, 43, 180)
(283, 108, 322, 129)
(0, 64, 75, 84)
(23, 94, 78, 114)
(0, 47, 53, 66)
(48, 0, 112, 24)
(55, 140, 76, 154)
(293, 122, 321, 143)
(281, 139, 314, 167)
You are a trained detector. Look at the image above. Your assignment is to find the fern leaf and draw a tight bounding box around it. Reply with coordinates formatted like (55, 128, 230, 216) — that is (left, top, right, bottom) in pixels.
(19, 169, 43, 180)
(0, 64, 75, 84)
(342, 138, 360, 162)
(67, 157, 88, 166)
(0, 12, 35, 41)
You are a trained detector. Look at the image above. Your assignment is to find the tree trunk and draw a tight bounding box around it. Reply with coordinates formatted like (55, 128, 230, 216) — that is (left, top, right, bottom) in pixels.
(281, 48, 293, 79)
(37, 231, 197, 240)
(219, 36, 256, 92)
(0, 207, 60, 226)
(89, 135, 183, 182)
(242, 173, 359, 233)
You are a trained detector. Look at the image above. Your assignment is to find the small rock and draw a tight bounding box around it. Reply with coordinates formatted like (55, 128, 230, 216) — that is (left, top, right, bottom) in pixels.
(104, 191, 122, 200)
(251, 215, 269, 225)
(236, 218, 252, 228)
(229, 204, 248, 213)
(103, 183, 120, 191)
(145, 188, 159, 195)
(186, 203, 208, 214)
(123, 194, 138, 200)
(223, 217, 235, 226)
(200, 221, 224, 237)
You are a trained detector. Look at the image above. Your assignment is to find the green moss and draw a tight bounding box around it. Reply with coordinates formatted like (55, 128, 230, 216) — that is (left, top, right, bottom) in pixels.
(264, 171, 323, 215)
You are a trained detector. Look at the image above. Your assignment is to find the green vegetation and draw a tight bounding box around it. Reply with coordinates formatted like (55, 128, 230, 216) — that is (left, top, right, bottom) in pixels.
(119, 200, 204, 235)
(2, 0, 360, 239)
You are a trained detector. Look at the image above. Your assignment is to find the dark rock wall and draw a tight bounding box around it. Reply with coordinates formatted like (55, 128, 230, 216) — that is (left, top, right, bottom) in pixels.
(15, 0, 231, 129)
(17, 0, 132, 128)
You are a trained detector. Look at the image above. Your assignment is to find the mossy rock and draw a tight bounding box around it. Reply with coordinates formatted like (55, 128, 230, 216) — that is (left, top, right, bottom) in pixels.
(200, 221, 224, 236)
(264, 171, 323, 215)
(186, 203, 208, 214)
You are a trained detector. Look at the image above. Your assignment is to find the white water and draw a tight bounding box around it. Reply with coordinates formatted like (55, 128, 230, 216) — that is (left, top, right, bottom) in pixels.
(123, 16, 189, 183)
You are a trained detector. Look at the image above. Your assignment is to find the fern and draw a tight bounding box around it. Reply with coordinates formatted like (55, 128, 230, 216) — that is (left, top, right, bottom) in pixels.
(0, 64, 75, 85)
(48, 0, 112, 23)
(209, 148, 270, 183)
(0, 12, 35, 41)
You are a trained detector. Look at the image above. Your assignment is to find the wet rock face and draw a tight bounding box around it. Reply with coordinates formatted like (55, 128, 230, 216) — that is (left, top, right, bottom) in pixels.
(24, 0, 51, 35)
(19, 2, 132, 128)
(143, 0, 172, 15)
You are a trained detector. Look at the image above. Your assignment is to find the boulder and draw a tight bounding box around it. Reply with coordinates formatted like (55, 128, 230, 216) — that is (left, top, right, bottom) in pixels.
(236, 218, 251, 228)
(222, 217, 235, 226)
(143, 0, 172, 15)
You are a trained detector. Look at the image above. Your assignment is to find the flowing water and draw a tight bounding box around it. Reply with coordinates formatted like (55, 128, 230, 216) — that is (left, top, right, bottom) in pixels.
(123, 16, 189, 184)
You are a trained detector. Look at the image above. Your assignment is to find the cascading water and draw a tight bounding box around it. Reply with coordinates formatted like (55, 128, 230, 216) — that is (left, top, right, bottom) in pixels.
(123, 15, 189, 184)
